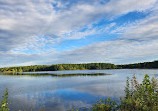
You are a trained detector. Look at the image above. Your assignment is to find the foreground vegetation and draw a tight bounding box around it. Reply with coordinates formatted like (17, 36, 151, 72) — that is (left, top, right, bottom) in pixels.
(71, 74, 158, 111)
(0, 88, 9, 111)
(91, 74, 158, 111)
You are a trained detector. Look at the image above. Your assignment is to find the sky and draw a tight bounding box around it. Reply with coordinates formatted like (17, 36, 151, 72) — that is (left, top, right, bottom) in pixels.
(0, 0, 158, 67)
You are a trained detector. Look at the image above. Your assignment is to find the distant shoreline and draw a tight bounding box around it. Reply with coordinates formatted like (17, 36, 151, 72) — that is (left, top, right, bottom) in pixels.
(1, 60, 158, 72)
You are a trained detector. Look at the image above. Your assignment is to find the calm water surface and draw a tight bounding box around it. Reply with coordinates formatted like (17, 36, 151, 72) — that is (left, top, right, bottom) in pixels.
(1, 69, 158, 111)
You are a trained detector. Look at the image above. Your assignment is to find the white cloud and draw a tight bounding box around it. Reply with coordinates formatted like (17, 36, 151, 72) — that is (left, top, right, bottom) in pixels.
(0, 0, 156, 51)
(0, 0, 158, 66)
(53, 9, 158, 64)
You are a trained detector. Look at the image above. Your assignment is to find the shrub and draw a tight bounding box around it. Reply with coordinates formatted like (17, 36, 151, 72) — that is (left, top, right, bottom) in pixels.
(92, 74, 158, 111)
(92, 98, 118, 111)
(0, 88, 10, 111)
(120, 74, 158, 111)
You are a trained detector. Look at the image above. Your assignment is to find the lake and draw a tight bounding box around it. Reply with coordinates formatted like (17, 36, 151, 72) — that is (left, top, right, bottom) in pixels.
(0, 69, 158, 111)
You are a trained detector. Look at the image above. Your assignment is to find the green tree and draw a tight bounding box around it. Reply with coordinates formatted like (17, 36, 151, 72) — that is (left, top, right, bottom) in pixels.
(18, 68, 23, 72)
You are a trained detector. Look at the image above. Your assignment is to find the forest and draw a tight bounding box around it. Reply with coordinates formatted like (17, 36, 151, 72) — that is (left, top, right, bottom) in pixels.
(0, 63, 117, 72)
(118, 60, 158, 69)
(1, 60, 158, 72)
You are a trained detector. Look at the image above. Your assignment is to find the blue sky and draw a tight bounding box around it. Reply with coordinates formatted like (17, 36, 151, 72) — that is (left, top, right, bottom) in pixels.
(0, 0, 158, 67)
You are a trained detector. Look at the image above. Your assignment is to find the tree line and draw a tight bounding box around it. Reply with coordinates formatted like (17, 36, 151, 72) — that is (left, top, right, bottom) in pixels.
(1, 60, 158, 72)
(118, 60, 158, 69)
(0, 63, 117, 72)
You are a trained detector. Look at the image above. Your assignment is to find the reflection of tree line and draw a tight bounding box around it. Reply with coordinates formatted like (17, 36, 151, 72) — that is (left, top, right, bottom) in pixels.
(2, 73, 111, 77)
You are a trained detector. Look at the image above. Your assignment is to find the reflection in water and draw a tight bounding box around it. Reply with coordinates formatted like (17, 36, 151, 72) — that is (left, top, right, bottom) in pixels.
(13, 89, 104, 111)
(1, 72, 111, 77)
(0, 69, 158, 111)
